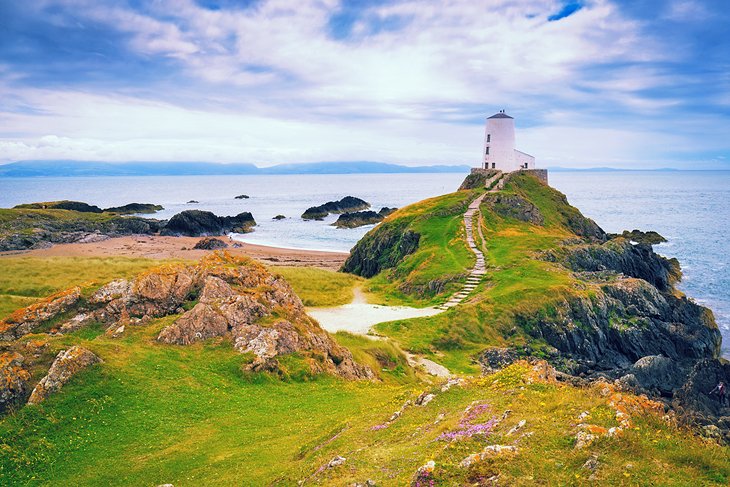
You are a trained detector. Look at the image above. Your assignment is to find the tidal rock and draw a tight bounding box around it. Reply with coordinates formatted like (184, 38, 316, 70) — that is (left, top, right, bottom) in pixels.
(161, 210, 256, 236)
(0, 287, 82, 341)
(302, 196, 370, 220)
(193, 237, 229, 250)
(187, 200, 199, 204)
(103, 203, 163, 214)
(332, 210, 382, 229)
(273, 215, 286, 220)
(234, 194, 249, 199)
(27, 346, 101, 404)
(0, 352, 31, 414)
(609, 229, 667, 246)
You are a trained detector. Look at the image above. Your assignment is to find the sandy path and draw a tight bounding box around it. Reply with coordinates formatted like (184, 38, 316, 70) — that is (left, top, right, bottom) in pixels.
(307, 287, 442, 335)
(0, 235, 348, 270)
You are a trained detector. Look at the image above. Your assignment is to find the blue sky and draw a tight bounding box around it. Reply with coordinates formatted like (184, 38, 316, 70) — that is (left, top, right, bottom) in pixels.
(0, 0, 728, 168)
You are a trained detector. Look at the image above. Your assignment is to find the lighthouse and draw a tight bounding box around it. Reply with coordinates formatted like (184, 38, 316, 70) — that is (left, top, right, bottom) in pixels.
(482, 110, 535, 172)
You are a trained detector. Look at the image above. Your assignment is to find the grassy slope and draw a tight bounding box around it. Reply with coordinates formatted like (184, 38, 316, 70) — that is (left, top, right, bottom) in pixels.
(366, 190, 477, 307)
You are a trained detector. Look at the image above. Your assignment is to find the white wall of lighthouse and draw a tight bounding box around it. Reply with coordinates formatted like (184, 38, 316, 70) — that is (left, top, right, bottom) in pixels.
(482, 111, 535, 172)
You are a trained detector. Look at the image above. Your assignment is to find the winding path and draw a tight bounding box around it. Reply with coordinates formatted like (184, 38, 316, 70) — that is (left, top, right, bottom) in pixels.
(436, 172, 502, 310)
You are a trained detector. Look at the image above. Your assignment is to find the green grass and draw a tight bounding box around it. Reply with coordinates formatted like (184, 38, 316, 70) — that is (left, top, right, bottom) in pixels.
(0, 256, 183, 320)
(366, 190, 478, 306)
(1, 333, 726, 486)
(270, 266, 362, 307)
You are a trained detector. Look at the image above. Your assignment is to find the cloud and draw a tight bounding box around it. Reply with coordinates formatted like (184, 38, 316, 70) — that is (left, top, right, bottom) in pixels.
(0, 0, 728, 168)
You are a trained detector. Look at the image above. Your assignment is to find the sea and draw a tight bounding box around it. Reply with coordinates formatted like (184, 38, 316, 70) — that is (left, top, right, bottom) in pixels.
(0, 170, 728, 356)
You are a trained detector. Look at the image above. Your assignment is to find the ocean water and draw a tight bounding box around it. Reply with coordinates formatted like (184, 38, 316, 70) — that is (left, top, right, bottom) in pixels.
(0, 171, 728, 355)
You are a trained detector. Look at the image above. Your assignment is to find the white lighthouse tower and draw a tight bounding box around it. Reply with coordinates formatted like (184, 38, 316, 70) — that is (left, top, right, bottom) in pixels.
(482, 110, 535, 172)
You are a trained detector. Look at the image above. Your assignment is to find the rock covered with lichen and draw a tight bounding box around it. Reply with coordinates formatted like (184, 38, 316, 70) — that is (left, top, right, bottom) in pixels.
(27, 346, 101, 404)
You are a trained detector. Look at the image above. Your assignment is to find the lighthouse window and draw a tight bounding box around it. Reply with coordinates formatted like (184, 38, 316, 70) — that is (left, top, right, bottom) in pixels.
(487, 134, 491, 142)
(485, 146, 489, 155)
(492, 163, 496, 169)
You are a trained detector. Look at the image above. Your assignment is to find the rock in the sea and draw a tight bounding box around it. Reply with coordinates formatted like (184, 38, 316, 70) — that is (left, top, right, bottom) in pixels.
(187, 200, 199, 204)
(0, 352, 31, 414)
(302, 196, 370, 220)
(27, 346, 101, 404)
(103, 203, 164, 214)
(273, 215, 286, 220)
(608, 229, 667, 245)
(0, 287, 82, 341)
(193, 237, 229, 250)
(234, 194, 249, 199)
(332, 210, 382, 229)
(161, 210, 256, 236)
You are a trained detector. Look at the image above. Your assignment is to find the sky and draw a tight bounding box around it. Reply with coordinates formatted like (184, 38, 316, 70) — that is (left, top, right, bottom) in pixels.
(0, 0, 728, 169)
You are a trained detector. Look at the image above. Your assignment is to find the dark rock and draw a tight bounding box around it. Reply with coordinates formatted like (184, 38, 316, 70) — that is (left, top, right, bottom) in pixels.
(273, 215, 286, 220)
(302, 196, 370, 220)
(234, 194, 249, 199)
(378, 207, 397, 217)
(518, 278, 721, 374)
(332, 211, 383, 229)
(161, 210, 256, 236)
(14, 200, 103, 213)
(565, 238, 680, 291)
(27, 346, 101, 404)
(193, 237, 229, 250)
(187, 200, 199, 204)
(478, 347, 520, 374)
(103, 203, 164, 214)
(608, 229, 667, 245)
(0, 352, 30, 414)
(481, 193, 544, 225)
(341, 219, 420, 278)
(619, 355, 687, 396)
(673, 358, 730, 420)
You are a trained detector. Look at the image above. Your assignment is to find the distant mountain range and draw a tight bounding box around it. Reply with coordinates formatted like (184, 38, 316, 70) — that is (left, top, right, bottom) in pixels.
(0, 160, 471, 177)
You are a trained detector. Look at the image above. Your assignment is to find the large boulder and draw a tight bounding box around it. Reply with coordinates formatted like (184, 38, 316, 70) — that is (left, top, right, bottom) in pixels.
(103, 203, 163, 214)
(0, 352, 31, 414)
(0, 287, 81, 341)
(27, 346, 101, 404)
(193, 237, 229, 250)
(161, 210, 256, 236)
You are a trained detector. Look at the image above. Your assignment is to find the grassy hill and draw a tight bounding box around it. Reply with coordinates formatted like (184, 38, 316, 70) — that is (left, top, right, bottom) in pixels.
(0, 173, 728, 485)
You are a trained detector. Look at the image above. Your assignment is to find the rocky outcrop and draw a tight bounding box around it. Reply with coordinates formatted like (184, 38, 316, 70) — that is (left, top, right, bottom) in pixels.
(332, 207, 398, 229)
(40, 253, 370, 379)
(0, 352, 31, 414)
(103, 203, 163, 214)
(302, 196, 370, 220)
(0, 210, 162, 251)
(149, 255, 370, 379)
(341, 219, 420, 278)
(27, 346, 101, 404)
(673, 359, 730, 421)
(234, 194, 249, 199)
(160, 210, 256, 236)
(193, 237, 229, 250)
(14, 200, 103, 213)
(481, 193, 544, 225)
(564, 238, 680, 291)
(608, 229, 667, 245)
(0, 287, 81, 341)
(520, 278, 721, 373)
(458, 170, 499, 190)
(273, 215, 286, 220)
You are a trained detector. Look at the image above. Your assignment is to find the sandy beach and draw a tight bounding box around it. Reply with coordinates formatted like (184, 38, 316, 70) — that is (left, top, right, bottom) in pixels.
(0, 235, 349, 270)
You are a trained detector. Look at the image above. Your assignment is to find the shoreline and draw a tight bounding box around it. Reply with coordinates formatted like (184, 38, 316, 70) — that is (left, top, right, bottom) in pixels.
(0, 235, 349, 270)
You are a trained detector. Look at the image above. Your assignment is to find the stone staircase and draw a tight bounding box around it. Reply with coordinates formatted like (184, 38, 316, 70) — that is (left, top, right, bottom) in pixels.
(436, 172, 502, 310)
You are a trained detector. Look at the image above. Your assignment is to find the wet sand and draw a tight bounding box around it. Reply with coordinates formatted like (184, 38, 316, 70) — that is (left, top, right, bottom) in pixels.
(0, 235, 349, 270)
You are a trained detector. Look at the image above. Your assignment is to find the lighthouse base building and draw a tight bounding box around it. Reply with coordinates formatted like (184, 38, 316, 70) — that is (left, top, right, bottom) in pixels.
(473, 110, 547, 184)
